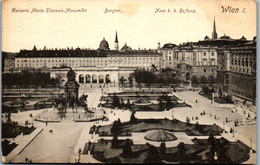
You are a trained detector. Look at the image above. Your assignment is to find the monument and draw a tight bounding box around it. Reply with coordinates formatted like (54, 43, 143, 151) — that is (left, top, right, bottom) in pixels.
(64, 68, 80, 107)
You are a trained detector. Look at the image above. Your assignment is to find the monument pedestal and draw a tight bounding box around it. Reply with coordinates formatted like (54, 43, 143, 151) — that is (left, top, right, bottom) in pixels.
(65, 81, 79, 106)
(64, 68, 80, 107)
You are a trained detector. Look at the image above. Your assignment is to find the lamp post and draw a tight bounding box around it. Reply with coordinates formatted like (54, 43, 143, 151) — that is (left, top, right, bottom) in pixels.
(213, 137, 219, 163)
(223, 121, 225, 133)
(212, 92, 215, 107)
(232, 127, 235, 138)
(30, 113, 33, 127)
(250, 138, 253, 153)
(214, 151, 218, 161)
(172, 109, 174, 120)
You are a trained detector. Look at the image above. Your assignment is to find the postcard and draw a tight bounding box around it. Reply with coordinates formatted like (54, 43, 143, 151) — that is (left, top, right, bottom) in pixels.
(1, 0, 257, 164)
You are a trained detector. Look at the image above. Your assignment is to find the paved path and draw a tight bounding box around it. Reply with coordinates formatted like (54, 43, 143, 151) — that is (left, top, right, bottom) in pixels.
(11, 121, 83, 163)
(5, 128, 43, 163)
(6, 85, 107, 164)
(5, 87, 256, 164)
(172, 91, 256, 163)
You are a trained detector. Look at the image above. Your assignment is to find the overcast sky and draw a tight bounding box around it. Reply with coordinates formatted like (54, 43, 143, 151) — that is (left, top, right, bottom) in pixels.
(2, 0, 256, 52)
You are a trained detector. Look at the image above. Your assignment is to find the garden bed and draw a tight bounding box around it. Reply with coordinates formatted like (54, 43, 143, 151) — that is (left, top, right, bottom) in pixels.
(101, 102, 189, 111)
(84, 137, 250, 164)
(2, 122, 36, 138)
(93, 118, 223, 136)
(2, 139, 18, 156)
(100, 91, 190, 111)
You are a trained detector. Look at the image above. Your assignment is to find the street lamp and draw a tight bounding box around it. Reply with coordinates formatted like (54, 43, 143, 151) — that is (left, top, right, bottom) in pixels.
(214, 151, 218, 161)
(29, 113, 33, 127)
(232, 127, 235, 138)
(250, 138, 253, 153)
(212, 92, 215, 107)
(223, 121, 225, 133)
(172, 109, 174, 120)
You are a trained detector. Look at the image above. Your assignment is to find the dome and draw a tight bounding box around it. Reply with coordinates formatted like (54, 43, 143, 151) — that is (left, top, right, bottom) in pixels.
(162, 43, 177, 49)
(121, 43, 132, 51)
(204, 35, 210, 40)
(144, 129, 178, 142)
(240, 36, 247, 40)
(99, 38, 109, 50)
(219, 34, 231, 40)
(135, 97, 150, 104)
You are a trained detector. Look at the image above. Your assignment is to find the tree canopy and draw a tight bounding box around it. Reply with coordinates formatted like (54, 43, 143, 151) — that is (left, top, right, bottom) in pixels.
(2, 71, 60, 88)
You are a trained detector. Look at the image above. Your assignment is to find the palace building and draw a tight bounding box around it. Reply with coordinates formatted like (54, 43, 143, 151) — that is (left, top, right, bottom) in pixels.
(216, 38, 256, 105)
(159, 17, 253, 82)
(7, 17, 257, 104)
(14, 32, 161, 71)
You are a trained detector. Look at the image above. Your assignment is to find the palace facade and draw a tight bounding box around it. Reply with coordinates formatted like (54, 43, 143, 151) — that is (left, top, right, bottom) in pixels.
(14, 31, 161, 71)
(4, 17, 257, 104)
(159, 17, 253, 82)
(216, 38, 256, 105)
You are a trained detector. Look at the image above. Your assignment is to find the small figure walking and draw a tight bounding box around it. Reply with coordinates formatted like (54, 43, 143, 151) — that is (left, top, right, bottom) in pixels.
(25, 157, 29, 163)
(45, 121, 48, 126)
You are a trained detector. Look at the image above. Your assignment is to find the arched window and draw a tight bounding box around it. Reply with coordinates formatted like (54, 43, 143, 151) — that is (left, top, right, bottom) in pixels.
(85, 74, 91, 83)
(105, 74, 110, 83)
(99, 75, 104, 83)
(203, 58, 207, 65)
(211, 58, 215, 65)
(79, 74, 84, 83)
(92, 74, 97, 83)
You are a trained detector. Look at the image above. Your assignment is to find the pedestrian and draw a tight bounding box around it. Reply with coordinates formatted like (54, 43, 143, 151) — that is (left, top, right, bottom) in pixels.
(49, 129, 53, 134)
(25, 157, 29, 163)
(45, 121, 48, 126)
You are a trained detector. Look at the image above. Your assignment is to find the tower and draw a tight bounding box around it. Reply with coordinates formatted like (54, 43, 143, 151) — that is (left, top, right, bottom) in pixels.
(114, 31, 119, 50)
(157, 42, 161, 49)
(212, 16, 218, 40)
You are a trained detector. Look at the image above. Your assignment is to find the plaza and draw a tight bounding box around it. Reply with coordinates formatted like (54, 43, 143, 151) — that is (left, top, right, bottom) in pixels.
(2, 0, 257, 163)
(2, 83, 256, 164)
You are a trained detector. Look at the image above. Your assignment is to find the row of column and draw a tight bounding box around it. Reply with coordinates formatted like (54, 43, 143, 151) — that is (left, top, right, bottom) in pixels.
(78, 74, 110, 84)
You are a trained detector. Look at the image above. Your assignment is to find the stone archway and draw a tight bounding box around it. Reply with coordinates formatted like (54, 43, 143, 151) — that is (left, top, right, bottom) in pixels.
(186, 72, 190, 81)
(85, 74, 91, 83)
(79, 74, 84, 83)
(92, 74, 97, 83)
(105, 74, 110, 83)
(60, 78, 66, 82)
(99, 75, 104, 83)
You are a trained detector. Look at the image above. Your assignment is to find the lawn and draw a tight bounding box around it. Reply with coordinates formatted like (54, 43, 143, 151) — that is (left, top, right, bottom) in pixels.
(2, 122, 36, 138)
(2, 139, 18, 156)
(100, 91, 190, 111)
(84, 138, 250, 164)
(101, 102, 189, 111)
(91, 118, 224, 136)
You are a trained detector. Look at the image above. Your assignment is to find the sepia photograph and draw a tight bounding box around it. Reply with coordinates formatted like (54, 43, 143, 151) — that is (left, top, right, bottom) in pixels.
(1, 0, 257, 164)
